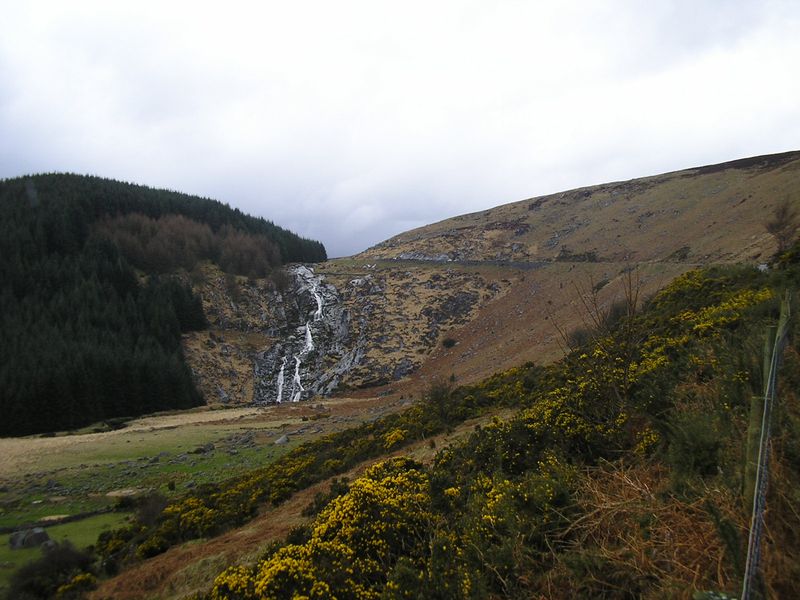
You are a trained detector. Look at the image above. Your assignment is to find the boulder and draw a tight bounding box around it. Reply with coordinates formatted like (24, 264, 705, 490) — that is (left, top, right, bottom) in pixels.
(9, 527, 50, 550)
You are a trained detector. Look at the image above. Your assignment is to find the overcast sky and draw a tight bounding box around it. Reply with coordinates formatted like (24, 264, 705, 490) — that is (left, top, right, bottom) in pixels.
(1, 1, 799, 257)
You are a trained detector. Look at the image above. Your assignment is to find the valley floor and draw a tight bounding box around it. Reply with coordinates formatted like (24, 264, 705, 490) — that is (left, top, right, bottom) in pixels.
(0, 397, 408, 595)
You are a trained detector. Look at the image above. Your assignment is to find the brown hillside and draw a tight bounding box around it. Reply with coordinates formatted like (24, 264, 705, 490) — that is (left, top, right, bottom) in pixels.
(184, 151, 799, 405)
(359, 150, 800, 264)
(88, 151, 799, 599)
(337, 151, 799, 390)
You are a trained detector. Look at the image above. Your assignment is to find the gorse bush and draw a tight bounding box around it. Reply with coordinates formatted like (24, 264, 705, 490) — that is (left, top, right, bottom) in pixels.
(97, 384, 508, 568)
(211, 458, 433, 600)
(301, 478, 350, 518)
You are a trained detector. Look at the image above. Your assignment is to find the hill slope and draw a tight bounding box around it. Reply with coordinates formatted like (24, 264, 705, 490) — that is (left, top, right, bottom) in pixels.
(360, 150, 799, 264)
(93, 258, 800, 600)
(344, 151, 799, 383)
(4, 152, 799, 599)
(182, 151, 800, 408)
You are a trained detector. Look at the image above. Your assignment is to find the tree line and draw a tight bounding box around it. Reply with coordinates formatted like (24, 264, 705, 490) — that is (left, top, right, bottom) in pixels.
(95, 213, 282, 278)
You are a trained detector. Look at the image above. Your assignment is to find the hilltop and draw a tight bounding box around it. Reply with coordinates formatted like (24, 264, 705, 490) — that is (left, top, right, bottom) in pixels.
(361, 150, 800, 264)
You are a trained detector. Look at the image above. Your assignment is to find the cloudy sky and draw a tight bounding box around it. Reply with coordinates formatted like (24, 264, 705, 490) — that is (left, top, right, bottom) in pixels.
(1, 1, 798, 257)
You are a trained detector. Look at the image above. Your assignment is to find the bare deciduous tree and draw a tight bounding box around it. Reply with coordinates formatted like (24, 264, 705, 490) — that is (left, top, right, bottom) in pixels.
(765, 199, 799, 255)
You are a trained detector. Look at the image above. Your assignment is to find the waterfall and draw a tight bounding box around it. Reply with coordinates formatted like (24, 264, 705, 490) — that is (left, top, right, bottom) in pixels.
(268, 266, 326, 404)
(275, 357, 287, 403)
(290, 356, 304, 402)
(309, 279, 324, 320)
(304, 322, 314, 353)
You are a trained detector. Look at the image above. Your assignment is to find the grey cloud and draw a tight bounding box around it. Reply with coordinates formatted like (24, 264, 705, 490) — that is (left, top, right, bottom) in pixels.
(1, 1, 799, 257)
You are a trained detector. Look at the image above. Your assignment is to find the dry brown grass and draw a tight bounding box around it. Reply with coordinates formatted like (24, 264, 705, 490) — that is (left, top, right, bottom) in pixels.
(541, 462, 746, 599)
(359, 152, 798, 266)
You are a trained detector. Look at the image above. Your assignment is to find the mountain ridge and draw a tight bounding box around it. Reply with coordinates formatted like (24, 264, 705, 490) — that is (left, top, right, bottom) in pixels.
(358, 149, 799, 265)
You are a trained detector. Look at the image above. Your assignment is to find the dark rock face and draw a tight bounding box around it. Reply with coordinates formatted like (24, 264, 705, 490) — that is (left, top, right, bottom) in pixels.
(252, 266, 366, 404)
(248, 262, 501, 403)
(421, 290, 479, 343)
(396, 251, 451, 262)
(392, 358, 415, 380)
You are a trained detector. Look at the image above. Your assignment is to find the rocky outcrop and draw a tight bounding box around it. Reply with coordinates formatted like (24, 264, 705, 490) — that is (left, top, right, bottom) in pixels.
(396, 251, 451, 262)
(184, 260, 507, 404)
(245, 261, 508, 402)
(317, 262, 507, 389)
(252, 265, 366, 404)
(420, 290, 479, 343)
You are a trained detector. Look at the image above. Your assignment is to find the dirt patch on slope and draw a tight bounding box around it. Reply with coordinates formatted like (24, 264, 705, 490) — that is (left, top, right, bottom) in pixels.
(408, 261, 691, 387)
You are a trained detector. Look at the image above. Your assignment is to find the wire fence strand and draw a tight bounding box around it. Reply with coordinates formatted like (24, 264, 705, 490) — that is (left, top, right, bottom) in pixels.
(741, 292, 792, 600)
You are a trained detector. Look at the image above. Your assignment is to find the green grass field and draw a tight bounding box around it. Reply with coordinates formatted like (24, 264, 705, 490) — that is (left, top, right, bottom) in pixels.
(0, 413, 314, 530)
(0, 512, 130, 592)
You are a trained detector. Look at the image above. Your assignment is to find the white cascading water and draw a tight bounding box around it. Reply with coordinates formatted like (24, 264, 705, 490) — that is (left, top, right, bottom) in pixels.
(275, 357, 287, 403)
(311, 285, 323, 321)
(304, 322, 314, 353)
(290, 356, 304, 402)
(299, 265, 324, 321)
(277, 267, 325, 403)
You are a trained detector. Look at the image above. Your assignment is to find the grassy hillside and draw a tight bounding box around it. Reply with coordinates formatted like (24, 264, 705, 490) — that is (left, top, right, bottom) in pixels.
(156, 151, 800, 410)
(332, 151, 800, 392)
(360, 150, 800, 264)
(3, 155, 798, 598)
(200, 255, 800, 599)
(75, 247, 799, 599)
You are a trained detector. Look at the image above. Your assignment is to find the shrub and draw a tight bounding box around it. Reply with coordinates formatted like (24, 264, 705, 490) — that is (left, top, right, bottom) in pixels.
(210, 459, 432, 600)
(301, 478, 350, 518)
(666, 412, 721, 482)
(136, 492, 169, 527)
(7, 541, 96, 600)
(567, 326, 591, 349)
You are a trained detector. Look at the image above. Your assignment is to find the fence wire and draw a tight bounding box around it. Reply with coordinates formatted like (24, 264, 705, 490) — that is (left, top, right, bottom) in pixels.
(741, 292, 792, 600)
